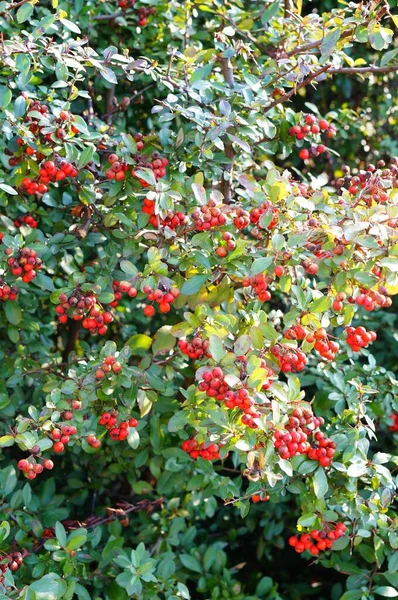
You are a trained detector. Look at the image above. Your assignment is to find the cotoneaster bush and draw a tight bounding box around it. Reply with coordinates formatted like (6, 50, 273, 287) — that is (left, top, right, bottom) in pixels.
(0, 1, 397, 599)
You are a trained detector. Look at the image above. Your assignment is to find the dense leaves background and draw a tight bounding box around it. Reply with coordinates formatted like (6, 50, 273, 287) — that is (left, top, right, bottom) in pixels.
(0, 0, 397, 599)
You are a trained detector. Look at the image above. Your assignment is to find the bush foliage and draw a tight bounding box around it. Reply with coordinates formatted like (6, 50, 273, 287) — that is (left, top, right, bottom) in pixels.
(0, 0, 397, 599)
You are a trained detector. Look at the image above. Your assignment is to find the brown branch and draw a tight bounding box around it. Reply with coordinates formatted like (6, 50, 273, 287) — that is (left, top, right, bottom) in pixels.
(263, 64, 331, 113)
(329, 65, 398, 74)
(8, 0, 31, 9)
(62, 320, 81, 362)
(218, 56, 236, 204)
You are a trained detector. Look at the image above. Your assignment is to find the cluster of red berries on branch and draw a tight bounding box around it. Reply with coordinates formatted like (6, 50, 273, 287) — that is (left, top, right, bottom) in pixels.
(17, 456, 54, 479)
(289, 113, 336, 160)
(0, 552, 25, 584)
(197, 367, 261, 429)
(191, 200, 228, 231)
(249, 201, 279, 231)
(182, 438, 221, 461)
(14, 214, 38, 229)
(251, 492, 270, 503)
(142, 284, 180, 316)
(271, 344, 308, 373)
(117, 0, 156, 25)
(311, 328, 340, 361)
(233, 207, 251, 230)
(274, 407, 336, 467)
(284, 324, 307, 341)
(242, 274, 272, 302)
(95, 355, 123, 379)
(215, 232, 237, 257)
(332, 292, 346, 312)
(178, 336, 211, 360)
(301, 258, 319, 275)
(354, 287, 392, 311)
(336, 158, 397, 205)
(20, 158, 78, 196)
(105, 144, 168, 185)
(6, 247, 42, 283)
(51, 424, 78, 453)
(86, 434, 101, 449)
(142, 198, 186, 230)
(98, 412, 138, 441)
(346, 326, 377, 352)
(23, 100, 78, 138)
(289, 522, 347, 555)
(388, 414, 398, 432)
(56, 289, 113, 335)
(110, 280, 138, 307)
(0, 278, 18, 302)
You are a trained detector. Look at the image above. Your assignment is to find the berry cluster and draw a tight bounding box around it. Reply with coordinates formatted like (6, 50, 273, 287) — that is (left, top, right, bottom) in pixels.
(6, 247, 42, 283)
(251, 492, 270, 503)
(289, 522, 347, 555)
(354, 287, 392, 311)
(198, 368, 260, 429)
(274, 407, 336, 467)
(20, 159, 78, 196)
(17, 456, 54, 479)
(117, 0, 156, 25)
(22, 101, 78, 141)
(104, 153, 130, 181)
(0, 278, 18, 302)
(346, 326, 376, 352)
(332, 292, 346, 311)
(271, 344, 308, 373)
(242, 274, 271, 302)
(1, 551, 24, 584)
(86, 434, 101, 449)
(233, 207, 250, 230)
(142, 198, 186, 230)
(131, 150, 168, 185)
(301, 258, 319, 275)
(388, 413, 398, 432)
(215, 232, 236, 257)
(98, 412, 138, 441)
(336, 158, 397, 206)
(14, 214, 38, 229)
(56, 289, 113, 335)
(110, 280, 138, 307)
(95, 355, 122, 379)
(178, 336, 211, 359)
(52, 424, 78, 453)
(289, 114, 336, 160)
(191, 200, 227, 231)
(284, 324, 307, 341)
(182, 438, 220, 461)
(312, 328, 340, 361)
(142, 284, 180, 316)
(249, 202, 278, 230)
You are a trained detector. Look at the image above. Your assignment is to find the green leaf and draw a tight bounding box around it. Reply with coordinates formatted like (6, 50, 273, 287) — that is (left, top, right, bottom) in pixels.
(313, 466, 328, 498)
(120, 260, 138, 276)
(55, 522, 67, 548)
(373, 587, 398, 597)
(77, 146, 95, 169)
(5, 301, 21, 325)
(59, 18, 81, 33)
(309, 296, 331, 313)
(128, 334, 152, 353)
(297, 513, 317, 527)
(0, 183, 18, 195)
(181, 275, 208, 295)
(234, 335, 252, 356)
(66, 528, 87, 550)
(179, 554, 202, 573)
(0, 86, 12, 108)
(16, 2, 33, 23)
(127, 428, 140, 449)
(208, 335, 225, 362)
(320, 28, 340, 57)
(0, 435, 15, 448)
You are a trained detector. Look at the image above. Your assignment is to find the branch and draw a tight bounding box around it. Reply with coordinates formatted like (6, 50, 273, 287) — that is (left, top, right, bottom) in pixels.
(219, 56, 236, 204)
(263, 64, 331, 113)
(329, 65, 398, 74)
(8, 0, 31, 9)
